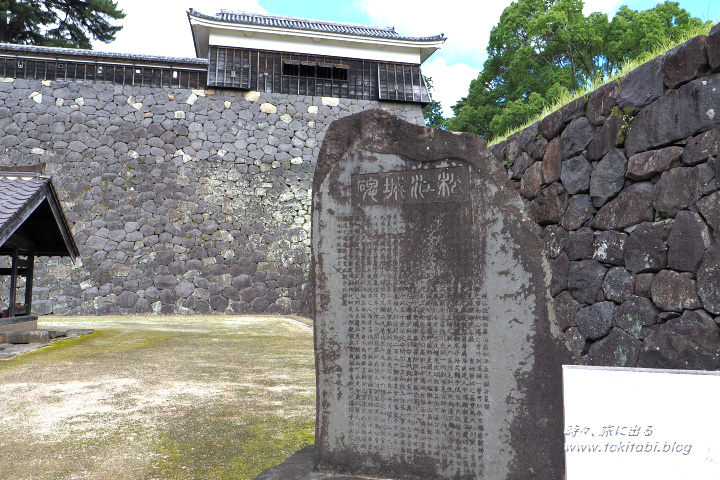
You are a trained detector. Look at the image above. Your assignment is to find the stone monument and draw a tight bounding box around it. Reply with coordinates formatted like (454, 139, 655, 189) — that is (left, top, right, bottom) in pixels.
(307, 109, 573, 480)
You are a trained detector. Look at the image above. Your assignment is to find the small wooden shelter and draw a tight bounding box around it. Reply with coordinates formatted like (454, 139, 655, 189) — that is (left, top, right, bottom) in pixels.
(0, 168, 77, 331)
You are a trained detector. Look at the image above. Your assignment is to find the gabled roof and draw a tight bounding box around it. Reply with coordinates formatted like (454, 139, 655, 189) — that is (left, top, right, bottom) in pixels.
(0, 173, 78, 260)
(198, 9, 445, 42)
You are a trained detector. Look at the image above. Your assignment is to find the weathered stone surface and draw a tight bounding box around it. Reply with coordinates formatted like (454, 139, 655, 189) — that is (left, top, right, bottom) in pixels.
(585, 327, 641, 367)
(592, 230, 627, 266)
(567, 228, 594, 260)
(698, 191, 720, 232)
(624, 222, 668, 273)
(564, 327, 587, 356)
(313, 109, 571, 480)
(661, 35, 710, 89)
(616, 56, 664, 112)
(682, 126, 720, 165)
(529, 182, 568, 225)
(550, 254, 569, 297)
(490, 143, 506, 164)
(653, 167, 704, 217)
(697, 244, 720, 314)
(561, 194, 595, 230)
(593, 182, 654, 230)
(530, 136, 548, 161)
(614, 296, 658, 340)
(602, 267, 635, 303)
(651, 270, 701, 312)
(575, 301, 616, 340)
(6, 329, 50, 344)
(626, 146, 683, 181)
(697, 160, 717, 194)
(542, 137, 562, 184)
(708, 25, 720, 70)
(586, 81, 620, 125)
(638, 310, 720, 370)
(511, 151, 534, 179)
(520, 162, 543, 199)
(561, 117, 595, 158)
(568, 260, 607, 305)
(255, 445, 424, 480)
(560, 155, 591, 194)
(667, 211, 713, 272)
(544, 225, 568, 259)
(554, 290, 579, 331)
(587, 113, 621, 161)
(625, 73, 720, 155)
(561, 96, 587, 123)
(590, 148, 626, 207)
(634, 273, 654, 298)
(539, 110, 564, 140)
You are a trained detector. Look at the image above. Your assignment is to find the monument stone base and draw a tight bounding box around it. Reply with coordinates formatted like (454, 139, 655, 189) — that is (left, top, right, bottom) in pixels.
(255, 445, 393, 480)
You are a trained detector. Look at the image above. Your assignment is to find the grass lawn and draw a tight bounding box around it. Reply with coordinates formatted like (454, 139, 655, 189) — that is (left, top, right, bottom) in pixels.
(0, 315, 315, 480)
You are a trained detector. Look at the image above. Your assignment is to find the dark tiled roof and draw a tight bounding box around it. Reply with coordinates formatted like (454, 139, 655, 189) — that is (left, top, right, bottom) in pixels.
(0, 43, 208, 67)
(189, 9, 445, 42)
(0, 173, 78, 259)
(0, 175, 48, 233)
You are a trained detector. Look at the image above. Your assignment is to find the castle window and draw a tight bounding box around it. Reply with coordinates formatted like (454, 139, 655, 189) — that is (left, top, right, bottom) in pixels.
(282, 61, 299, 76)
(333, 65, 348, 81)
(299, 62, 315, 77)
(317, 64, 332, 79)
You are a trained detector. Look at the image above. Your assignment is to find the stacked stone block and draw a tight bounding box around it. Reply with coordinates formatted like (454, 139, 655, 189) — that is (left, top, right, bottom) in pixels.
(491, 23, 720, 370)
(0, 70, 423, 315)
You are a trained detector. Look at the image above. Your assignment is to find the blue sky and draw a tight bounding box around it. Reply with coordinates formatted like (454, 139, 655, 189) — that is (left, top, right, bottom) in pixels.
(95, 1, 720, 117)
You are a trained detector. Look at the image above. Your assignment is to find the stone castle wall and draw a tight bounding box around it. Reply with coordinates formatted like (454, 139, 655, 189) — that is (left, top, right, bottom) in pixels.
(0, 73, 423, 315)
(490, 24, 720, 370)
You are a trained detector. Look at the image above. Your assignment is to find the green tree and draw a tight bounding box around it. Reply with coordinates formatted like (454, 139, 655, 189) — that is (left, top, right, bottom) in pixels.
(448, 0, 708, 139)
(423, 76, 445, 128)
(0, 0, 125, 49)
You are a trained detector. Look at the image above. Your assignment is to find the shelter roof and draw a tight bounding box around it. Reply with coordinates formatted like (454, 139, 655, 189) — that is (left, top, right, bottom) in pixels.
(0, 172, 78, 260)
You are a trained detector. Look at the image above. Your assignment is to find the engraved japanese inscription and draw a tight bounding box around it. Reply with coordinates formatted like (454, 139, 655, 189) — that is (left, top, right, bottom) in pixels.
(352, 167, 469, 205)
(313, 110, 572, 480)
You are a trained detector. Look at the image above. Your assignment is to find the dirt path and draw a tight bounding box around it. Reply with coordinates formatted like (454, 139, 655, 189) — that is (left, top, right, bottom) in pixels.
(0, 316, 315, 480)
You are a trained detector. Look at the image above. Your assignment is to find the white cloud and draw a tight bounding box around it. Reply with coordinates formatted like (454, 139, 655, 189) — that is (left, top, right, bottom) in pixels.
(422, 58, 478, 118)
(354, 0, 513, 67)
(92, 0, 266, 57)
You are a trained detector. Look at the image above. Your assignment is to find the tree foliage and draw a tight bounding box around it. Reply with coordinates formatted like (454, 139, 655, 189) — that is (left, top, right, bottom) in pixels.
(446, 0, 709, 139)
(0, 0, 125, 49)
(423, 76, 445, 128)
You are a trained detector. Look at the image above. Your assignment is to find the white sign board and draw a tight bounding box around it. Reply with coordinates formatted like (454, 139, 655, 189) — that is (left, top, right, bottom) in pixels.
(563, 365, 720, 480)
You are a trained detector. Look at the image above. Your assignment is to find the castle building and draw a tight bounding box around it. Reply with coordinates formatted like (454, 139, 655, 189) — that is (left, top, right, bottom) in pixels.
(188, 9, 444, 104)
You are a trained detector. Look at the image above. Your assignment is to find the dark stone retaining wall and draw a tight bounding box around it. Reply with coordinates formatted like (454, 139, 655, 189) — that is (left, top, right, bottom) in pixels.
(490, 23, 720, 370)
(0, 74, 423, 315)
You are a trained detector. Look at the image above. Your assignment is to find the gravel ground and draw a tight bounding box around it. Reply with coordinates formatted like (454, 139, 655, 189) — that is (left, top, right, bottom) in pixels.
(0, 315, 315, 480)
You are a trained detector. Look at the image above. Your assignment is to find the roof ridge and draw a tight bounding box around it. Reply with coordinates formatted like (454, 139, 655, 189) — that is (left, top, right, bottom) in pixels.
(218, 9, 396, 32)
(0, 172, 49, 179)
(188, 9, 445, 42)
(0, 42, 208, 66)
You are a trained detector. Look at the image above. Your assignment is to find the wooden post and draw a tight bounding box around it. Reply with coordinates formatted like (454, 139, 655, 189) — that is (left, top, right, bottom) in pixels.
(8, 248, 17, 317)
(24, 254, 34, 315)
